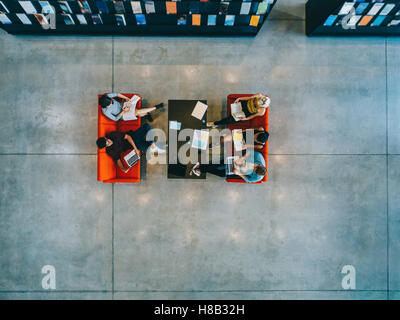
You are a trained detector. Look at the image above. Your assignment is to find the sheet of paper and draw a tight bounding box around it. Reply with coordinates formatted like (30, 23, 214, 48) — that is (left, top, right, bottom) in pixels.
(191, 129, 209, 150)
(191, 101, 208, 120)
(169, 121, 181, 130)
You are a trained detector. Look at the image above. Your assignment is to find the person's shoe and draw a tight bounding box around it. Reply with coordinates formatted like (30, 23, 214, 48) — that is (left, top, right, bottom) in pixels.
(155, 103, 164, 110)
(206, 121, 217, 128)
(146, 113, 153, 122)
(190, 162, 201, 176)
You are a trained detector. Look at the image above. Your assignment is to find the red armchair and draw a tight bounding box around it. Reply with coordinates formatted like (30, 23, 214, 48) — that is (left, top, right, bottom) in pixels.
(97, 93, 141, 183)
(226, 94, 269, 184)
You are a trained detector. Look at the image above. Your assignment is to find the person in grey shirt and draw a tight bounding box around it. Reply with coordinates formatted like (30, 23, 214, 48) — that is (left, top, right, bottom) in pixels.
(99, 93, 164, 121)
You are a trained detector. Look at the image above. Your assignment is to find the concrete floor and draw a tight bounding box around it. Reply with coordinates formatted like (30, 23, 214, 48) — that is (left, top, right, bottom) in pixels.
(0, 0, 399, 300)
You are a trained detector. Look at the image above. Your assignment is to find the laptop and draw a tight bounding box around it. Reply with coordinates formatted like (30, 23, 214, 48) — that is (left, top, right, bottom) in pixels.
(123, 149, 140, 167)
(225, 156, 238, 175)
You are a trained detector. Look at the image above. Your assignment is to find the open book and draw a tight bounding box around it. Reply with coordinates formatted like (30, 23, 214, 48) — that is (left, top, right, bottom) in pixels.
(231, 103, 246, 121)
(122, 95, 141, 121)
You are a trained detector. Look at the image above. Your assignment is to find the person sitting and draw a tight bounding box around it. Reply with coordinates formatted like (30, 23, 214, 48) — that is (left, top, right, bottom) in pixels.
(207, 94, 270, 128)
(96, 123, 165, 173)
(99, 92, 164, 122)
(190, 150, 267, 183)
(211, 127, 269, 151)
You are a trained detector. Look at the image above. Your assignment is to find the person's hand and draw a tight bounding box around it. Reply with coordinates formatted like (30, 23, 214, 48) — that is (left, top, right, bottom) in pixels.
(233, 168, 240, 175)
(234, 98, 240, 104)
(234, 159, 243, 166)
(239, 117, 247, 121)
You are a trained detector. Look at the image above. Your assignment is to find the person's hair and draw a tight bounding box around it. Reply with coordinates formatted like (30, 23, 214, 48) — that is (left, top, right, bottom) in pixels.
(99, 94, 112, 108)
(258, 132, 269, 143)
(254, 164, 267, 176)
(256, 96, 270, 108)
(96, 137, 107, 149)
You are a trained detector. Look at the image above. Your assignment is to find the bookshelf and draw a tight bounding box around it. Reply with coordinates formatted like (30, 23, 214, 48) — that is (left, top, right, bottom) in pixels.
(306, 0, 400, 36)
(0, 0, 277, 36)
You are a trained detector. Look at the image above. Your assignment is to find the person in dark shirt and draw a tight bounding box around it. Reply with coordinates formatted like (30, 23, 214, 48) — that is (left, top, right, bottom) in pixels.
(96, 123, 165, 172)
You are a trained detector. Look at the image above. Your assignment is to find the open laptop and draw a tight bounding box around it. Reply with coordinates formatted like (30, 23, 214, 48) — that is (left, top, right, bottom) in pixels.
(123, 149, 140, 167)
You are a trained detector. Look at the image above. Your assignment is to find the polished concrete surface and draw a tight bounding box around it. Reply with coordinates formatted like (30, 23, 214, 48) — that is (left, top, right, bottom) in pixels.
(0, 0, 399, 300)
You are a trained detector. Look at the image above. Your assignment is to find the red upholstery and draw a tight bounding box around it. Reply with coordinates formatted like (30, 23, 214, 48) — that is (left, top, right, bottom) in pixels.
(226, 94, 269, 184)
(97, 93, 141, 183)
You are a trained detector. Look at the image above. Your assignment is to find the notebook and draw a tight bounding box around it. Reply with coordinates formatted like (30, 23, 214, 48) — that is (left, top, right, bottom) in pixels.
(122, 95, 140, 121)
(191, 101, 208, 120)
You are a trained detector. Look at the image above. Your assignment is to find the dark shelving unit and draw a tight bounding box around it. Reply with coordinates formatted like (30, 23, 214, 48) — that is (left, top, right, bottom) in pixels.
(0, 0, 277, 36)
(306, 0, 400, 36)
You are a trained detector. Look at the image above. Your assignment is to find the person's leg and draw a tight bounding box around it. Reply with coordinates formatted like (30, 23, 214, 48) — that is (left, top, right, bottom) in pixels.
(208, 115, 236, 127)
(135, 107, 156, 117)
(201, 164, 226, 177)
(130, 123, 154, 151)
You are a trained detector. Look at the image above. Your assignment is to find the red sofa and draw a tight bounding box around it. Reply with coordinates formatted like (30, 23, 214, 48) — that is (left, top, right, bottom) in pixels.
(226, 94, 269, 184)
(97, 93, 141, 183)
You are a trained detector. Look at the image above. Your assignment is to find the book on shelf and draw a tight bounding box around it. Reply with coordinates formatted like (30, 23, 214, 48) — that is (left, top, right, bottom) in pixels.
(78, 1, 92, 14)
(115, 14, 126, 26)
(76, 14, 87, 25)
(347, 15, 361, 27)
(114, 1, 125, 14)
(135, 13, 146, 25)
(177, 14, 186, 25)
(34, 13, 48, 25)
(166, 1, 177, 14)
(367, 3, 384, 16)
(39, 1, 54, 14)
(62, 13, 75, 25)
(371, 15, 386, 26)
(380, 4, 395, 16)
(358, 15, 373, 26)
(389, 19, 400, 26)
(0, 12, 11, 24)
(338, 2, 354, 15)
(58, 1, 72, 14)
(250, 15, 260, 27)
(16, 13, 32, 24)
(131, 1, 142, 14)
(207, 14, 216, 26)
(145, 1, 155, 14)
(0, 1, 9, 14)
(225, 14, 235, 26)
(192, 14, 201, 26)
(19, 1, 37, 14)
(240, 2, 251, 15)
(92, 14, 103, 24)
(355, 2, 368, 15)
(219, 2, 229, 15)
(324, 15, 337, 26)
(96, 1, 109, 14)
(256, 2, 270, 15)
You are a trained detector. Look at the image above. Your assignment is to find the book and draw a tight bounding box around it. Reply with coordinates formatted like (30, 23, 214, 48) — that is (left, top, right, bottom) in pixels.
(367, 3, 384, 16)
(122, 96, 140, 121)
(58, 1, 72, 14)
(192, 14, 201, 26)
(145, 1, 155, 14)
(114, 1, 125, 13)
(338, 2, 354, 15)
(96, 1, 109, 14)
(166, 1, 177, 14)
(207, 14, 216, 26)
(225, 15, 235, 26)
(256, 2, 270, 15)
(324, 15, 337, 26)
(389, 19, 400, 26)
(92, 14, 103, 24)
(219, 2, 229, 15)
(76, 14, 87, 25)
(380, 4, 395, 15)
(135, 14, 146, 25)
(78, 1, 91, 14)
(191, 101, 208, 120)
(115, 14, 126, 26)
(230, 103, 245, 121)
(0, 13, 11, 24)
(0, 1, 9, 13)
(19, 1, 37, 14)
(39, 1, 54, 14)
(240, 2, 251, 15)
(355, 2, 368, 15)
(347, 15, 361, 27)
(371, 15, 385, 26)
(358, 15, 373, 26)
(16, 13, 32, 24)
(34, 13, 48, 25)
(177, 15, 186, 25)
(131, 1, 142, 14)
(249, 15, 260, 27)
(62, 14, 75, 25)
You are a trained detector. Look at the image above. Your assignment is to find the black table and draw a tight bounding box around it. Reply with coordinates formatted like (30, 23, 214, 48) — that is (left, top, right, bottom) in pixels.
(168, 99, 208, 179)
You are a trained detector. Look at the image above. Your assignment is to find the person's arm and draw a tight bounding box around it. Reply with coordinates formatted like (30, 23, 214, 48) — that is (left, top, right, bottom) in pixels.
(233, 168, 246, 180)
(102, 108, 120, 121)
(234, 94, 262, 103)
(118, 93, 130, 101)
(124, 134, 139, 154)
(117, 159, 129, 173)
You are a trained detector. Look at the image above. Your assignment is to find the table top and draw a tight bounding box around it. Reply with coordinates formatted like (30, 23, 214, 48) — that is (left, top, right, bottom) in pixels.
(168, 99, 207, 180)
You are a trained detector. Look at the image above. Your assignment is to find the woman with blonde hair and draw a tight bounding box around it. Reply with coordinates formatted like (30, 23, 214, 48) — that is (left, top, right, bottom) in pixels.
(207, 93, 270, 128)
